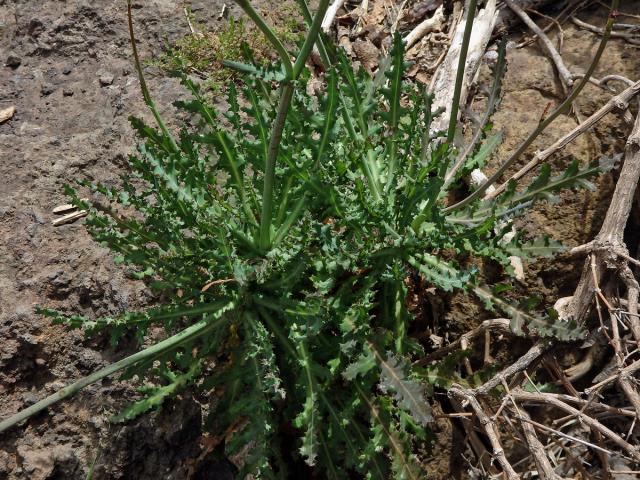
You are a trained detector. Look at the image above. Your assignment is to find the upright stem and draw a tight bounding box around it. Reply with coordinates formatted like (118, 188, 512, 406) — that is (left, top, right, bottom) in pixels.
(293, 0, 331, 78)
(446, 0, 478, 144)
(258, 0, 330, 249)
(444, 0, 620, 213)
(260, 83, 295, 250)
(127, 0, 180, 154)
(295, 0, 331, 67)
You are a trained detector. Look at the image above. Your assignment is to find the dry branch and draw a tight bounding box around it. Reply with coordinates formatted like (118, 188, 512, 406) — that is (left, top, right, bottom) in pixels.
(518, 391, 636, 418)
(585, 359, 640, 394)
(568, 109, 640, 326)
(512, 390, 640, 460)
(487, 80, 640, 200)
(321, 0, 346, 33)
(496, 0, 558, 29)
(572, 16, 640, 45)
(474, 342, 546, 395)
(430, 0, 497, 138)
(417, 318, 511, 365)
(518, 409, 564, 480)
(403, 5, 445, 49)
(450, 387, 521, 479)
(504, 0, 573, 89)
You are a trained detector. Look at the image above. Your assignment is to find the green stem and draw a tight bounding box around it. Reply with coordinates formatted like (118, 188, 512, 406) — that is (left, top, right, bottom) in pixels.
(273, 193, 307, 246)
(234, 0, 293, 79)
(354, 383, 418, 480)
(444, 39, 506, 186)
(0, 302, 232, 433)
(446, 0, 478, 144)
(127, 0, 180, 154)
(216, 130, 259, 226)
(292, 0, 331, 79)
(260, 83, 295, 250)
(444, 0, 620, 213)
(361, 149, 382, 202)
(294, 0, 331, 67)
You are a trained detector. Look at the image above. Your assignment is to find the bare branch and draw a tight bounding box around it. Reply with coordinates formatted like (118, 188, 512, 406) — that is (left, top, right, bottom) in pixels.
(450, 387, 521, 479)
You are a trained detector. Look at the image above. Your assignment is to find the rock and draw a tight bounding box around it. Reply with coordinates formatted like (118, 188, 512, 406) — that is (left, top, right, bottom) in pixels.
(76, 349, 102, 371)
(483, 50, 499, 64)
(26, 223, 38, 238)
(22, 392, 39, 406)
(6, 53, 21, 68)
(17, 444, 75, 480)
(352, 39, 380, 74)
(62, 65, 72, 75)
(62, 88, 74, 97)
(0, 106, 15, 124)
(98, 71, 114, 86)
(18, 333, 38, 346)
(41, 84, 55, 96)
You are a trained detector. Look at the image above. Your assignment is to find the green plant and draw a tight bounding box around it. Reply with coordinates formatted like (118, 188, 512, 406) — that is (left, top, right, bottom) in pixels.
(152, 3, 303, 93)
(1, 0, 617, 477)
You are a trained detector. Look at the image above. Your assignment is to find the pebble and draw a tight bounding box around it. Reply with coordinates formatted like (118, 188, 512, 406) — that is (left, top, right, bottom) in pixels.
(484, 50, 499, 64)
(18, 333, 38, 345)
(6, 53, 21, 68)
(22, 392, 39, 406)
(62, 88, 74, 97)
(62, 64, 72, 75)
(41, 83, 55, 96)
(98, 71, 114, 86)
(26, 223, 38, 238)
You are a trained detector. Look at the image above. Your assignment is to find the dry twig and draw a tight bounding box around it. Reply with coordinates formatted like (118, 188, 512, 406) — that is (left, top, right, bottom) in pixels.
(504, 0, 573, 89)
(450, 387, 521, 479)
(572, 16, 640, 45)
(403, 5, 445, 49)
(487, 80, 640, 200)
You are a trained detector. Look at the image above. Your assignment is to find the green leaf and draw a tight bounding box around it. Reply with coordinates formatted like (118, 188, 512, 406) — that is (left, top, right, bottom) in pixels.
(505, 236, 566, 259)
(112, 361, 201, 422)
(376, 350, 433, 426)
(465, 132, 502, 173)
(408, 254, 472, 292)
(473, 285, 585, 341)
(343, 349, 377, 381)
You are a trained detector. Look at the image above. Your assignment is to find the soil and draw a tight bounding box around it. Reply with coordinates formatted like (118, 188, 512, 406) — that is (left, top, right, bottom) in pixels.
(0, 1, 639, 479)
(0, 1, 239, 478)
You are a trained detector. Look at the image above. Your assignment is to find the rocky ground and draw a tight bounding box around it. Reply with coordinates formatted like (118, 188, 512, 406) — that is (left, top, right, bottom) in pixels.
(0, 1, 239, 478)
(0, 0, 639, 478)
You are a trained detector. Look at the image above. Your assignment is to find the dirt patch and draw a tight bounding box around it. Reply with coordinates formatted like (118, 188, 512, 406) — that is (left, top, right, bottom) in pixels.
(0, 1, 241, 478)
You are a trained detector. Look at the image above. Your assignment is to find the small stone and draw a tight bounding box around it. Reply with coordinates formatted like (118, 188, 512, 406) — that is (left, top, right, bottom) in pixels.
(35, 358, 46, 366)
(62, 88, 74, 97)
(6, 54, 21, 68)
(483, 50, 499, 64)
(62, 65, 72, 75)
(98, 72, 114, 86)
(26, 223, 38, 238)
(41, 83, 55, 96)
(18, 333, 38, 345)
(22, 392, 39, 406)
